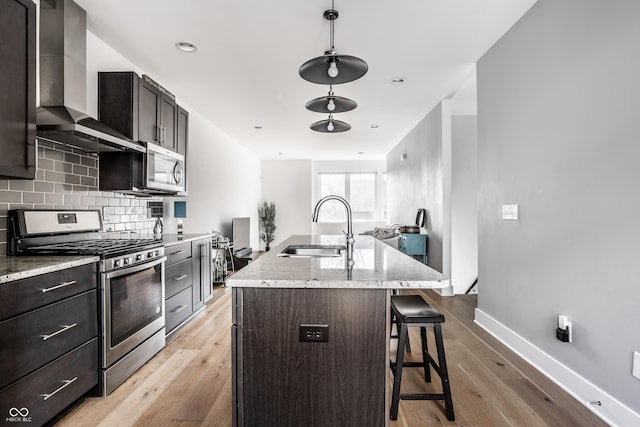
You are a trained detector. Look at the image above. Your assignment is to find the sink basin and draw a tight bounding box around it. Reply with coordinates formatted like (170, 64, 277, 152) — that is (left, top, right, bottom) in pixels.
(277, 244, 346, 258)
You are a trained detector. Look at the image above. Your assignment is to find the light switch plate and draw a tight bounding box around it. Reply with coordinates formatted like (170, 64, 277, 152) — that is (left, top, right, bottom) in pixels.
(633, 351, 640, 380)
(502, 204, 519, 220)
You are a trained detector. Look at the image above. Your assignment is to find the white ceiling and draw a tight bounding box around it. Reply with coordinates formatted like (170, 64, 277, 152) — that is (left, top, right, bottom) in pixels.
(74, 0, 537, 160)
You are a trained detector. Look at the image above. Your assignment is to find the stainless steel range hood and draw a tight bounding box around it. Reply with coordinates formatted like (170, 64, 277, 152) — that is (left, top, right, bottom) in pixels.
(37, 0, 145, 153)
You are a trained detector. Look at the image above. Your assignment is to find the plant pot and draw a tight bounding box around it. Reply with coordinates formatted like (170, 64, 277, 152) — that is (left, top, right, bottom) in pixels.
(265, 245, 270, 252)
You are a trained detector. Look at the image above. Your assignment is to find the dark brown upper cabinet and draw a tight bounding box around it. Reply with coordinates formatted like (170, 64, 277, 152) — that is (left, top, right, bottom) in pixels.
(0, 0, 36, 179)
(176, 105, 188, 157)
(99, 71, 179, 151)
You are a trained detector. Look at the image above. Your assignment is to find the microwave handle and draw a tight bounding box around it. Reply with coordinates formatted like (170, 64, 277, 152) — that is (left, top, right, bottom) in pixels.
(105, 256, 166, 280)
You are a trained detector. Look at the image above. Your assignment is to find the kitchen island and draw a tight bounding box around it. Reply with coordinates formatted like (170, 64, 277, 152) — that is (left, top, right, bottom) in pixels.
(227, 235, 449, 427)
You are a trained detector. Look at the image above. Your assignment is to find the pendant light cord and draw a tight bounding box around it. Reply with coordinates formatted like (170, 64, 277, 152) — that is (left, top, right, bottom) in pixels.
(330, 0, 335, 50)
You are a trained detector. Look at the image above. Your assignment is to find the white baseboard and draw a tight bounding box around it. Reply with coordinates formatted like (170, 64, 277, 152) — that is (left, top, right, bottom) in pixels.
(474, 308, 640, 427)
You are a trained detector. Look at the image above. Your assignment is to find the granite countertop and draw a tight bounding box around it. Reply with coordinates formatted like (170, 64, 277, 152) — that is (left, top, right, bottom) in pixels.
(226, 235, 449, 289)
(163, 233, 212, 246)
(0, 255, 100, 284)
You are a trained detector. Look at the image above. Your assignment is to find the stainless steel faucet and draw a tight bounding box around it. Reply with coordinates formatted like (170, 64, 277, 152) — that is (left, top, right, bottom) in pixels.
(312, 195, 355, 250)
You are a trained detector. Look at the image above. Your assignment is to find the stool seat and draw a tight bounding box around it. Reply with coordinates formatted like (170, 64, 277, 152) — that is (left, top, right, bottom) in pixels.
(391, 294, 445, 323)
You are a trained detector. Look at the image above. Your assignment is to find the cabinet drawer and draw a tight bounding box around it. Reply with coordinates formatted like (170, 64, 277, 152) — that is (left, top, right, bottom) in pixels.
(0, 290, 98, 389)
(0, 263, 97, 321)
(0, 338, 98, 427)
(166, 242, 191, 265)
(398, 236, 407, 252)
(165, 287, 193, 334)
(165, 259, 193, 298)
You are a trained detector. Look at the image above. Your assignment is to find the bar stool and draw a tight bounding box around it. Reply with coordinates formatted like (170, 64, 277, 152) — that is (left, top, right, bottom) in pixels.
(389, 294, 454, 421)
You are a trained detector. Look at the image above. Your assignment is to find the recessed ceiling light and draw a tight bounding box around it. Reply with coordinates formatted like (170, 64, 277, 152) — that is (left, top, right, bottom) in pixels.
(370, 124, 379, 129)
(175, 41, 197, 52)
(254, 126, 262, 129)
(358, 151, 364, 155)
(277, 152, 284, 155)
(390, 77, 406, 85)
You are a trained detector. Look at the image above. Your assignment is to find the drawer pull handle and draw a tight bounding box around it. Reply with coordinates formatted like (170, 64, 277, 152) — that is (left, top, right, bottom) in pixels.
(42, 377, 78, 401)
(174, 274, 188, 281)
(171, 250, 187, 256)
(41, 280, 77, 293)
(173, 305, 186, 313)
(41, 323, 77, 341)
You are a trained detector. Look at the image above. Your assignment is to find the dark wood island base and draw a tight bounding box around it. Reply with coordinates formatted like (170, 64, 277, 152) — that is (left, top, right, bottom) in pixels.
(232, 287, 389, 426)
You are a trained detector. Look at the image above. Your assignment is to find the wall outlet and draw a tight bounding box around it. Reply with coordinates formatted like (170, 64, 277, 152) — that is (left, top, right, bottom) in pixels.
(633, 351, 640, 380)
(556, 315, 572, 343)
(299, 324, 329, 342)
(502, 204, 519, 220)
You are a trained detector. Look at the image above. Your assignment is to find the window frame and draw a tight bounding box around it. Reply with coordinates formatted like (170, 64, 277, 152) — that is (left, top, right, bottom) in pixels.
(317, 172, 379, 223)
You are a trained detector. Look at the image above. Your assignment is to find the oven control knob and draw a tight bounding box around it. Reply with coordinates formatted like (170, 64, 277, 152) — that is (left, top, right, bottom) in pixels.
(123, 257, 132, 265)
(147, 251, 155, 258)
(136, 254, 143, 261)
(114, 259, 122, 268)
(154, 250, 160, 257)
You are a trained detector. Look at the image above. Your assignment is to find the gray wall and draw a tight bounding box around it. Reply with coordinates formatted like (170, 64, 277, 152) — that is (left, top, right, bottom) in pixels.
(387, 103, 445, 274)
(477, 0, 640, 413)
(451, 115, 478, 293)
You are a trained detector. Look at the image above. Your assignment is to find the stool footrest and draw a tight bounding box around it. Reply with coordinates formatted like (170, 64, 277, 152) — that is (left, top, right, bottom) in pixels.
(399, 361, 425, 368)
(400, 393, 446, 401)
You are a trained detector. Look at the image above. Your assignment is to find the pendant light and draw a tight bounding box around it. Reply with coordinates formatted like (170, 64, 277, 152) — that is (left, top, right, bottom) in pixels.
(305, 86, 357, 114)
(310, 114, 351, 133)
(299, 3, 368, 85)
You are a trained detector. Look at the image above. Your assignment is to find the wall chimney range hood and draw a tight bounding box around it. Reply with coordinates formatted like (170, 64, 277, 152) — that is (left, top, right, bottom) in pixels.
(37, 0, 145, 153)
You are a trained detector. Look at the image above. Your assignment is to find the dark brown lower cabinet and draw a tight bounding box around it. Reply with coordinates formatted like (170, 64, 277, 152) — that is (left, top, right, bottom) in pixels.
(232, 287, 388, 426)
(0, 263, 99, 427)
(164, 237, 213, 335)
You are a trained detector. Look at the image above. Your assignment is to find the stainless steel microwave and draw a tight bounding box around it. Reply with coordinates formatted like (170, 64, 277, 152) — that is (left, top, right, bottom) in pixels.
(145, 142, 185, 193)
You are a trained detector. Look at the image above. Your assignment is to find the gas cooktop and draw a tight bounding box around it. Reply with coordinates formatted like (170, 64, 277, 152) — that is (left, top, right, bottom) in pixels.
(24, 238, 163, 257)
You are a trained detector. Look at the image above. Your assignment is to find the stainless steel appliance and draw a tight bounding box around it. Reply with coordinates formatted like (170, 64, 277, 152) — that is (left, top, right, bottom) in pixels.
(8, 209, 166, 396)
(146, 142, 185, 193)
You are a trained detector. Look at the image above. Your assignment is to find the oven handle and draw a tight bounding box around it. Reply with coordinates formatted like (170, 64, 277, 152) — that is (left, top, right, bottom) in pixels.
(105, 256, 166, 280)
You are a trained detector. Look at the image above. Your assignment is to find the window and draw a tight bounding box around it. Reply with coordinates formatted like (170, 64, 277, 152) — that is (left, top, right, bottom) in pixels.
(317, 173, 377, 222)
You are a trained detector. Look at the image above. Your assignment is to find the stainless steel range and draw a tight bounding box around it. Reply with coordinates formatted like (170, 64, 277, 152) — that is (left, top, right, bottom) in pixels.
(8, 209, 166, 396)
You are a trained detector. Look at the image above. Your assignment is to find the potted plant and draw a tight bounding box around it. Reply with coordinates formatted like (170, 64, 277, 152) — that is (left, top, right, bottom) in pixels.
(258, 201, 276, 251)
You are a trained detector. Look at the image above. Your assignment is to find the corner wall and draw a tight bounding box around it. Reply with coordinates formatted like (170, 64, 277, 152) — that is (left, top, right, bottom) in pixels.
(261, 159, 312, 248)
(476, 0, 640, 423)
(386, 102, 449, 277)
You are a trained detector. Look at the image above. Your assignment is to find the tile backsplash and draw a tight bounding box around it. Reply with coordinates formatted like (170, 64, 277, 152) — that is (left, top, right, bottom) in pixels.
(0, 140, 159, 256)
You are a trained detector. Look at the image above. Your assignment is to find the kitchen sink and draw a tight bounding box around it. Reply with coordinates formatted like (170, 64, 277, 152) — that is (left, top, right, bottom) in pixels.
(277, 244, 346, 258)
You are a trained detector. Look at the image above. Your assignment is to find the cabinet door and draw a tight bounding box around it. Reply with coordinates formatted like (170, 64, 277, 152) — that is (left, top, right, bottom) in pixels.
(176, 105, 188, 156)
(138, 79, 160, 144)
(160, 93, 177, 150)
(200, 240, 212, 302)
(0, 0, 36, 179)
(192, 239, 212, 311)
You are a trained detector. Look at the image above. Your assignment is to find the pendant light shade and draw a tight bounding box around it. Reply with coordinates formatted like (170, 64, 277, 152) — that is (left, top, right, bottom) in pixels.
(305, 93, 357, 113)
(299, 53, 368, 85)
(299, 7, 368, 85)
(310, 116, 351, 133)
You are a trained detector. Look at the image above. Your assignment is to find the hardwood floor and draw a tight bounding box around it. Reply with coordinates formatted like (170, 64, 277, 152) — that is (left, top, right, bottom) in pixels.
(56, 286, 608, 427)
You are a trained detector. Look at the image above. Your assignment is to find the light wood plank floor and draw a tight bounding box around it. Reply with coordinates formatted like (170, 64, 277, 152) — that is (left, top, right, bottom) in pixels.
(57, 286, 608, 427)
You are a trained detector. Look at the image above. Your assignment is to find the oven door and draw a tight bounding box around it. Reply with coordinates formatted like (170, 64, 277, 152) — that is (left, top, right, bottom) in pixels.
(145, 142, 185, 193)
(102, 256, 166, 368)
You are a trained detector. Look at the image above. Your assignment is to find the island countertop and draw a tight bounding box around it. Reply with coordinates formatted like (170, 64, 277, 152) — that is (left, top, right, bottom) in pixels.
(226, 234, 449, 289)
